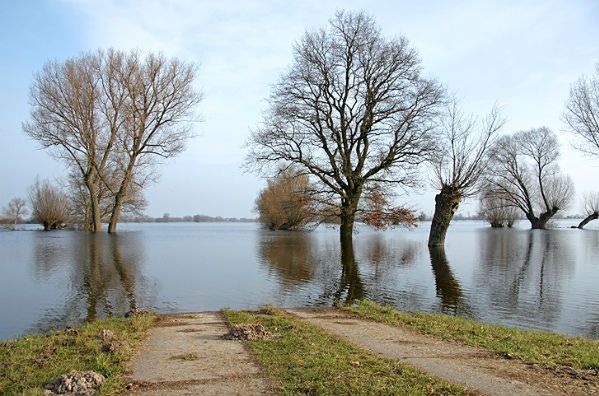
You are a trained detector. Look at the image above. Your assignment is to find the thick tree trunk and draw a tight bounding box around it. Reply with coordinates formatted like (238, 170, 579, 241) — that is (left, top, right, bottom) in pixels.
(43, 222, 50, 231)
(107, 171, 133, 234)
(428, 188, 462, 247)
(85, 178, 102, 233)
(528, 208, 557, 230)
(339, 194, 360, 244)
(578, 212, 599, 229)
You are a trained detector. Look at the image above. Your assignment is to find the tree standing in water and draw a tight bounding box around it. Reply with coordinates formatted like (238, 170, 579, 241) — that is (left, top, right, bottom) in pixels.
(428, 100, 503, 246)
(577, 193, 599, 229)
(485, 127, 574, 229)
(246, 11, 444, 243)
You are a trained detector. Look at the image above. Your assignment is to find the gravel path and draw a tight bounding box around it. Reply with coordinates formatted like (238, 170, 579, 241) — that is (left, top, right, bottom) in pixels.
(128, 312, 274, 395)
(288, 308, 598, 396)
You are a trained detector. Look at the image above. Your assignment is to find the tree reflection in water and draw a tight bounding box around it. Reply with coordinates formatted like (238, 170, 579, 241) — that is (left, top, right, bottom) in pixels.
(33, 232, 147, 332)
(333, 238, 365, 305)
(428, 246, 463, 314)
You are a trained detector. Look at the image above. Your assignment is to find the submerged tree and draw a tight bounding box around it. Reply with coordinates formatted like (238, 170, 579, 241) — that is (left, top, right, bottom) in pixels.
(106, 52, 200, 233)
(246, 11, 444, 243)
(1, 197, 28, 230)
(485, 127, 574, 229)
(256, 168, 317, 230)
(29, 179, 71, 231)
(428, 100, 503, 246)
(24, 49, 200, 234)
(577, 193, 599, 229)
(564, 64, 599, 157)
(479, 193, 518, 228)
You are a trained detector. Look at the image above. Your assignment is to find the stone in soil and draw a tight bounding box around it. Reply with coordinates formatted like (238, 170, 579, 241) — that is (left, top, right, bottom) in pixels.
(44, 370, 105, 395)
(223, 324, 275, 341)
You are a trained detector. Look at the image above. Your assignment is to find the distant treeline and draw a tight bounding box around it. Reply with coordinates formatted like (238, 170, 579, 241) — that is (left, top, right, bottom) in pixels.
(121, 214, 256, 223)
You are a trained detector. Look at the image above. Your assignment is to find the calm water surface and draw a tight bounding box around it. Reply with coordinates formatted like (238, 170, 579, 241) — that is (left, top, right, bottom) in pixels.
(1, 220, 599, 340)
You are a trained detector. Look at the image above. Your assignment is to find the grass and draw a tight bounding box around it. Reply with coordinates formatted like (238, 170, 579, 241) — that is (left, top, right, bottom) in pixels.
(346, 300, 599, 371)
(223, 307, 465, 395)
(0, 313, 157, 395)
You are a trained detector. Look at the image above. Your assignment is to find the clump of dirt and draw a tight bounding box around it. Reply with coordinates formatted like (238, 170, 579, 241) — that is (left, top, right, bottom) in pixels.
(125, 308, 153, 318)
(44, 370, 105, 395)
(170, 352, 199, 361)
(223, 324, 276, 341)
(64, 328, 80, 336)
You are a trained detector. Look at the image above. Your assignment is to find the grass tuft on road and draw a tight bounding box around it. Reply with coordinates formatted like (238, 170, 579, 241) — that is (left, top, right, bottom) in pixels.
(223, 307, 465, 395)
(0, 313, 156, 395)
(347, 300, 599, 370)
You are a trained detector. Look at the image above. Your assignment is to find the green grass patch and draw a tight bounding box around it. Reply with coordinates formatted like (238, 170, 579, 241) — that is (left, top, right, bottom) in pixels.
(346, 300, 599, 370)
(0, 313, 157, 395)
(223, 307, 465, 395)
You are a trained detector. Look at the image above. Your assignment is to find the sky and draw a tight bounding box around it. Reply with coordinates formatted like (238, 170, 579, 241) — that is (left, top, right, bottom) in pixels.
(0, 0, 598, 218)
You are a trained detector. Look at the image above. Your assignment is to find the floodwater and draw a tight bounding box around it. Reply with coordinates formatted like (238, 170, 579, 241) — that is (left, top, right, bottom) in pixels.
(1, 220, 599, 340)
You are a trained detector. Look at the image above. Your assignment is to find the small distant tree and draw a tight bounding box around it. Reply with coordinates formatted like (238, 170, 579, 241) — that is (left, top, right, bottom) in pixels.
(564, 64, 599, 157)
(428, 100, 504, 246)
(485, 127, 574, 229)
(2, 198, 28, 230)
(29, 179, 71, 231)
(577, 193, 599, 229)
(479, 193, 518, 228)
(256, 168, 317, 231)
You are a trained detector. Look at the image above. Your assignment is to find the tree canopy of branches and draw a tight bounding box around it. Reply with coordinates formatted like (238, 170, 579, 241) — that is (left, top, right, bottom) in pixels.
(428, 100, 504, 246)
(564, 64, 599, 157)
(256, 169, 317, 231)
(479, 193, 518, 228)
(485, 127, 574, 229)
(577, 193, 599, 229)
(1, 197, 28, 230)
(29, 179, 71, 231)
(245, 11, 444, 243)
(24, 49, 200, 233)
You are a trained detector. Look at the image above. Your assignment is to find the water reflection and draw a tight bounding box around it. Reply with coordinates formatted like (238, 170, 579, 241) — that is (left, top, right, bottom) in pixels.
(258, 232, 316, 287)
(3, 222, 599, 340)
(428, 246, 464, 314)
(32, 233, 148, 332)
(333, 239, 365, 305)
(475, 229, 575, 330)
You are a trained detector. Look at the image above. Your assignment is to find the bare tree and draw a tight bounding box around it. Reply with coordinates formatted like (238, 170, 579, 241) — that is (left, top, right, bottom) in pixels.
(29, 179, 71, 231)
(106, 52, 200, 233)
(2, 198, 28, 230)
(564, 64, 599, 156)
(24, 50, 128, 233)
(577, 193, 599, 229)
(256, 168, 317, 230)
(246, 11, 444, 243)
(428, 100, 504, 246)
(24, 49, 200, 234)
(485, 127, 574, 229)
(479, 193, 518, 228)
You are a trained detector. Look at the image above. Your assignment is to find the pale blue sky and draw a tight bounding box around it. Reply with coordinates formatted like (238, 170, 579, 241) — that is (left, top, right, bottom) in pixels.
(1, 1, 598, 218)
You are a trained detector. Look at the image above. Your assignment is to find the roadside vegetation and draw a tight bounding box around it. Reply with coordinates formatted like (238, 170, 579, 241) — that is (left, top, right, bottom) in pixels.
(347, 300, 599, 370)
(223, 307, 465, 395)
(0, 313, 156, 395)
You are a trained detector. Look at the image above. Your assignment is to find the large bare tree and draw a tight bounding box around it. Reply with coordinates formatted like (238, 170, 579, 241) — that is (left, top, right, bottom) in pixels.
(428, 100, 504, 246)
(106, 52, 200, 233)
(564, 64, 599, 156)
(24, 49, 200, 233)
(246, 11, 444, 242)
(24, 50, 128, 232)
(485, 127, 574, 229)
